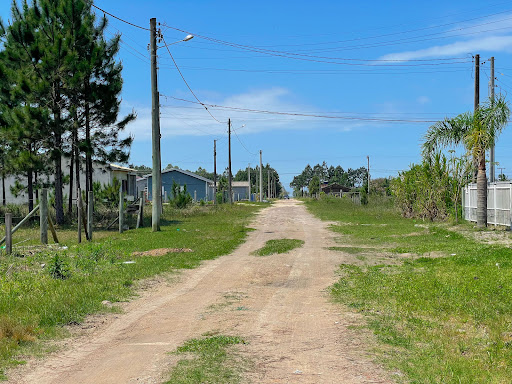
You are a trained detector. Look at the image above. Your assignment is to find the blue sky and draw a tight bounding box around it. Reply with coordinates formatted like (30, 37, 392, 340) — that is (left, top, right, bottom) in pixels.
(3, 0, 512, 192)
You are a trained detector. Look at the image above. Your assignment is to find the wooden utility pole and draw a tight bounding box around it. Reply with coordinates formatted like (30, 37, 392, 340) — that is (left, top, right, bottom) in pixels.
(259, 150, 263, 202)
(267, 170, 270, 199)
(498, 167, 505, 180)
(256, 167, 259, 200)
(474, 54, 480, 112)
(228, 119, 233, 204)
(213, 139, 217, 205)
(367, 156, 370, 194)
(474, 54, 480, 183)
(490, 56, 495, 182)
(248, 165, 251, 201)
(150, 17, 161, 231)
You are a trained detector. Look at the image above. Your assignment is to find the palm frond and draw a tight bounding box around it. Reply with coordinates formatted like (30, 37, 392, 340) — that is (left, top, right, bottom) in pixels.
(422, 112, 472, 158)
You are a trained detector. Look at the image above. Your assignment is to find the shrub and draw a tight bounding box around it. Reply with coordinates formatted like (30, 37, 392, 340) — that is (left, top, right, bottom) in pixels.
(391, 153, 453, 220)
(48, 253, 71, 280)
(170, 181, 192, 209)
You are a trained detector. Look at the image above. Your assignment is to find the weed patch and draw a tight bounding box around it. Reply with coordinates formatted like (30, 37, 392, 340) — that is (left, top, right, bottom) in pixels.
(165, 334, 246, 384)
(253, 239, 304, 256)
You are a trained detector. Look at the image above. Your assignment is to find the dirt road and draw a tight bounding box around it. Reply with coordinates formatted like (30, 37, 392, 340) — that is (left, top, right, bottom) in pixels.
(11, 199, 391, 384)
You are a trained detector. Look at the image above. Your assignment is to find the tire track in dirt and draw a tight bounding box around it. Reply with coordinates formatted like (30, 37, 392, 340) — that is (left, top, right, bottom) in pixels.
(10, 200, 391, 384)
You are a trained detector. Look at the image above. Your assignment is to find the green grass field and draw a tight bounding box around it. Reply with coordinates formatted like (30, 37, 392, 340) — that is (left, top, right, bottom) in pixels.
(0, 203, 262, 379)
(305, 196, 512, 384)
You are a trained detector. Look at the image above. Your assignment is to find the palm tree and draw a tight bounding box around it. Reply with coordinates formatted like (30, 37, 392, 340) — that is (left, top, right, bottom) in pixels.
(423, 95, 510, 227)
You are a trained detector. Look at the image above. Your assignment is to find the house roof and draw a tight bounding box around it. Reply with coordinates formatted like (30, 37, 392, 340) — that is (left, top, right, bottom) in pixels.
(150, 167, 213, 183)
(232, 181, 250, 187)
(109, 164, 138, 173)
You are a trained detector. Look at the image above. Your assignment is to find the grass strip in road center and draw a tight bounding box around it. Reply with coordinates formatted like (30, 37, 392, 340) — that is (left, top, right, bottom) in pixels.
(253, 239, 304, 256)
(165, 334, 247, 384)
(305, 196, 512, 383)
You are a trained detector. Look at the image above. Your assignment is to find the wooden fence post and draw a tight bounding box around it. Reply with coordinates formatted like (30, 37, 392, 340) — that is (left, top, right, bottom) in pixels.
(40, 188, 48, 245)
(119, 186, 124, 234)
(77, 188, 82, 243)
(137, 191, 144, 229)
(5, 213, 12, 255)
(87, 191, 93, 241)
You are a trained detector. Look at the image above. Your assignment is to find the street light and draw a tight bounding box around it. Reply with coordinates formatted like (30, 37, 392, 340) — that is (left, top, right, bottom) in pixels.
(157, 34, 194, 49)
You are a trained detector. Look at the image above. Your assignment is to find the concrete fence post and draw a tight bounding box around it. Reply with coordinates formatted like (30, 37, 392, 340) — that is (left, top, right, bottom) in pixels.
(40, 188, 48, 245)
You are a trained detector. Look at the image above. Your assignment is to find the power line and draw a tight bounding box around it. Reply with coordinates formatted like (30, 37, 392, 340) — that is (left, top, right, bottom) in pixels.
(91, 4, 150, 31)
(232, 128, 258, 156)
(165, 96, 440, 123)
(161, 35, 225, 124)
(236, 8, 512, 49)
(161, 24, 475, 65)
(157, 64, 471, 76)
(162, 102, 455, 117)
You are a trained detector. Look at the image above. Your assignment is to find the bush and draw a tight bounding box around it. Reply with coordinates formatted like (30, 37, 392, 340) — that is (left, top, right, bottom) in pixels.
(391, 153, 452, 220)
(360, 186, 368, 205)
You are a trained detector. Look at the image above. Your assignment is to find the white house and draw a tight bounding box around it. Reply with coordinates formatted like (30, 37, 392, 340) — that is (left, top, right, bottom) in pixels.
(0, 159, 137, 205)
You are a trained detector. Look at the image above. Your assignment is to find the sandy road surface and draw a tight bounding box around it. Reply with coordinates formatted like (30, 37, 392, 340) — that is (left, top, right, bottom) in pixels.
(10, 199, 391, 384)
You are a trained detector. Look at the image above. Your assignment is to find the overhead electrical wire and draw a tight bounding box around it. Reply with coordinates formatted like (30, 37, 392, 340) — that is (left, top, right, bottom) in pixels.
(162, 24, 474, 66)
(165, 96, 440, 123)
(234, 8, 512, 49)
(162, 102, 454, 117)
(232, 128, 258, 156)
(91, 4, 150, 31)
(161, 35, 226, 124)
(158, 64, 471, 76)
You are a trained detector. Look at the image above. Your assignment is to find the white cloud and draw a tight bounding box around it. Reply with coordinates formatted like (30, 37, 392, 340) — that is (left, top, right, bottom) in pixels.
(379, 12, 512, 61)
(417, 96, 430, 105)
(379, 35, 512, 61)
(121, 87, 375, 140)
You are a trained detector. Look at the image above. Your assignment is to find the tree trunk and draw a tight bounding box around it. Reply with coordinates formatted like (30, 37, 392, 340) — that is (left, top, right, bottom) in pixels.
(54, 133, 64, 224)
(75, 132, 80, 196)
(85, 80, 93, 194)
(476, 153, 487, 228)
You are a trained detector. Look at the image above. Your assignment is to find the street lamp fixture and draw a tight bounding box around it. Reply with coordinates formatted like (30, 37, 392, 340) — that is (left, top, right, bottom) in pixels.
(157, 34, 194, 49)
